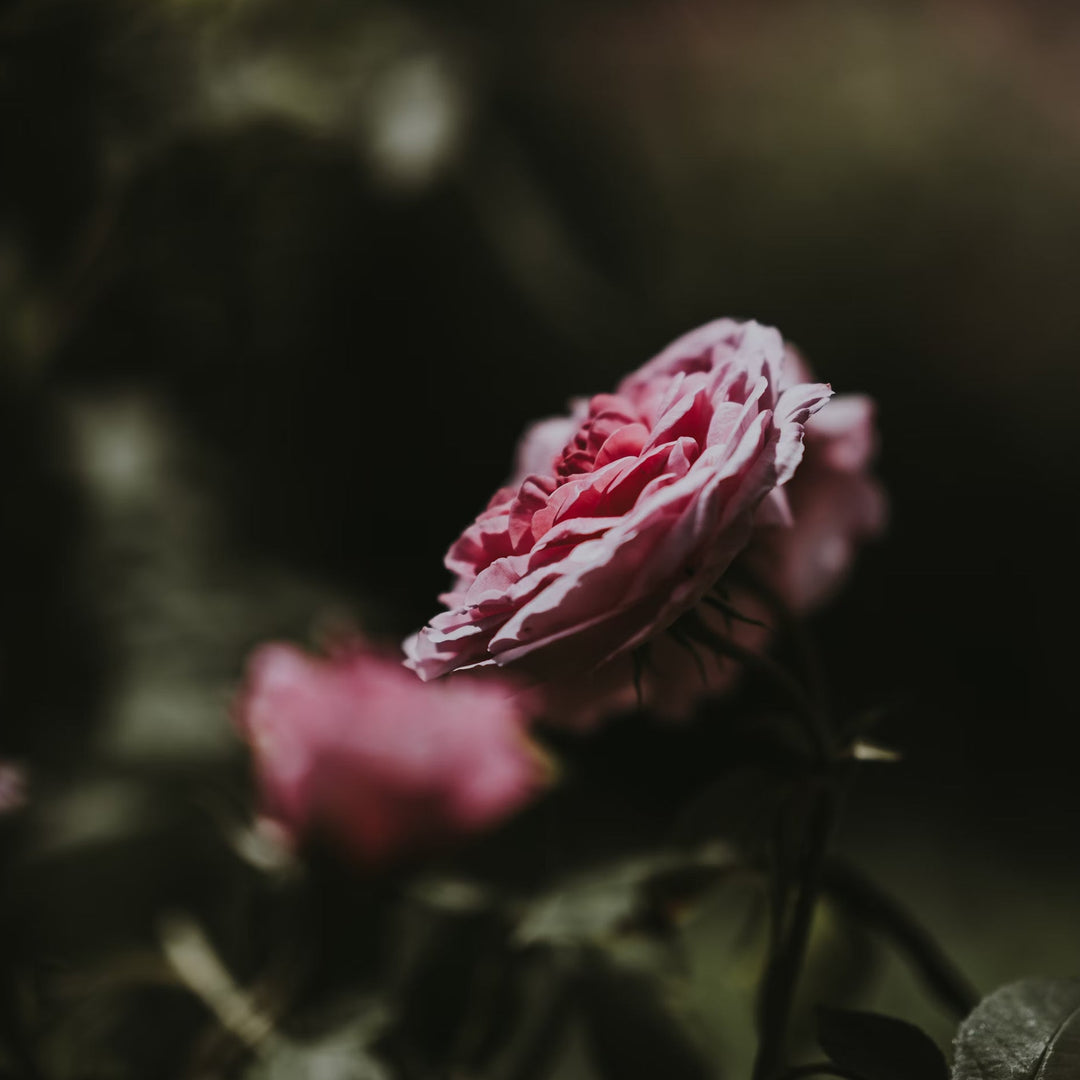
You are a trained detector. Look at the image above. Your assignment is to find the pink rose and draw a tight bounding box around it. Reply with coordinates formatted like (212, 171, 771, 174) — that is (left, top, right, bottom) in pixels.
(744, 348, 887, 614)
(404, 320, 831, 696)
(536, 337, 886, 725)
(234, 641, 548, 864)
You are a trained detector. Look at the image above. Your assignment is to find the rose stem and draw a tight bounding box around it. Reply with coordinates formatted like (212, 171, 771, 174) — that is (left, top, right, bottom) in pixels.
(821, 858, 979, 1019)
(678, 608, 832, 762)
(681, 602, 843, 1079)
(732, 569, 832, 721)
(751, 775, 842, 1080)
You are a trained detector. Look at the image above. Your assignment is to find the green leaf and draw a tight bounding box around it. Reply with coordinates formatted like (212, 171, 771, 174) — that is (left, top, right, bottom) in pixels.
(483, 953, 575, 1080)
(952, 977, 1080, 1080)
(387, 898, 516, 1074)
(248, 1030, 391, 1080)
(817, 1007, 950, 1080)
(240, 998, 392, 1080)
(513, 845, 737, 949)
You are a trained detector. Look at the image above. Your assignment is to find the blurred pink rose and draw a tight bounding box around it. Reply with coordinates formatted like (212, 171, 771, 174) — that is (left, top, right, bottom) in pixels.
(0, 761, 27, 814)
(234, 642, 548, 864)
(404, 320, 831, 693)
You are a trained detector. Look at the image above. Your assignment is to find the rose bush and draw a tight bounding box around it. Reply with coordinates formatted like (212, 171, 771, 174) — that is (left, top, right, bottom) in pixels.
(404, 320, 832, 706)
(234, 640, 547, 864)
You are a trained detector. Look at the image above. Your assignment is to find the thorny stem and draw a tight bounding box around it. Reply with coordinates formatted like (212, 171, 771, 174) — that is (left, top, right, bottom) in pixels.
(687, 589, 951, 1079)
(684, 595, 845, 1080)
(715, 635, 833, 764)
(159, 912, 275, 1051)
(678, 607, 834, 764)
(752, 775, 844, 1080)
(732, 570, 833, 722)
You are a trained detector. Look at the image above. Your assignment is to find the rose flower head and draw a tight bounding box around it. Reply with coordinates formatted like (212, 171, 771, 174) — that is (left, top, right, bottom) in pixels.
(743, 346, 887, 615)
(234, 640, 549, 865)
(541, 330, 886, 723)
(404, 320, 832, 707)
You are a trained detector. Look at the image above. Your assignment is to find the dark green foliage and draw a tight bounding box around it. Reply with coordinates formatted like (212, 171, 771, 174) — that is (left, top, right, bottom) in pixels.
(817, 1007, 949, 1080)
(952, 978, 1080, 1080)
(4, 0, 1080, 1075)
(385, 900, 519, 1075)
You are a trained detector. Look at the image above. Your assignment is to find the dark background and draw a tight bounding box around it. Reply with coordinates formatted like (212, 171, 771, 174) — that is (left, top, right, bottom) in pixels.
(2, 0, 1079, 1074)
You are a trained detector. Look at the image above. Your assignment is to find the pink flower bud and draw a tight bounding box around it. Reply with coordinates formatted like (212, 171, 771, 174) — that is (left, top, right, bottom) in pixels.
(234, 641, 549, 865)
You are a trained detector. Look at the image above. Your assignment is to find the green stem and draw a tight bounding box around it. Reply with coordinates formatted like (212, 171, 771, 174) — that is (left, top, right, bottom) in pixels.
(678, 607, 833, 763)
(735, 570, 832, 723)
(684, 597, 849, 1080)
(715, 634, 832, 762)
(822, 859, 979, 1019)
(751, 777, 842, 1080)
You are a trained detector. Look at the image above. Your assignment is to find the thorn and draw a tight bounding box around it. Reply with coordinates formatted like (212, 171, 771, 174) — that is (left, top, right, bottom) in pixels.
(674, 607, 718, 649)
(849, 739, 902, 763)
(702, 591, 772, 631)
(668, 624, 710, 686)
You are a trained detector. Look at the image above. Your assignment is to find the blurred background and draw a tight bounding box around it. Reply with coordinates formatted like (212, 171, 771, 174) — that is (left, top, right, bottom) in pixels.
(3, 0, 1080, 1075)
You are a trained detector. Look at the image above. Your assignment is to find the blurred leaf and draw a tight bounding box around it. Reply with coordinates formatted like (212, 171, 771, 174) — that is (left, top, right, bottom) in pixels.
(952, 977, 1080, 1080)
(247, 1016, 392, 1080)
(407, 876, 493, 914)
(514, 846, 738, 950)
(817, 1007, 949, 1080)
(34, 981, 207, 1080)
(670, 752, 808, 864)
(641, 859, 748, 933)
(484, 952, 575, 1080)
(579, 959, 715, 1080)
(386, 897, 518, 1076)
(789, 899, 881, 1053)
